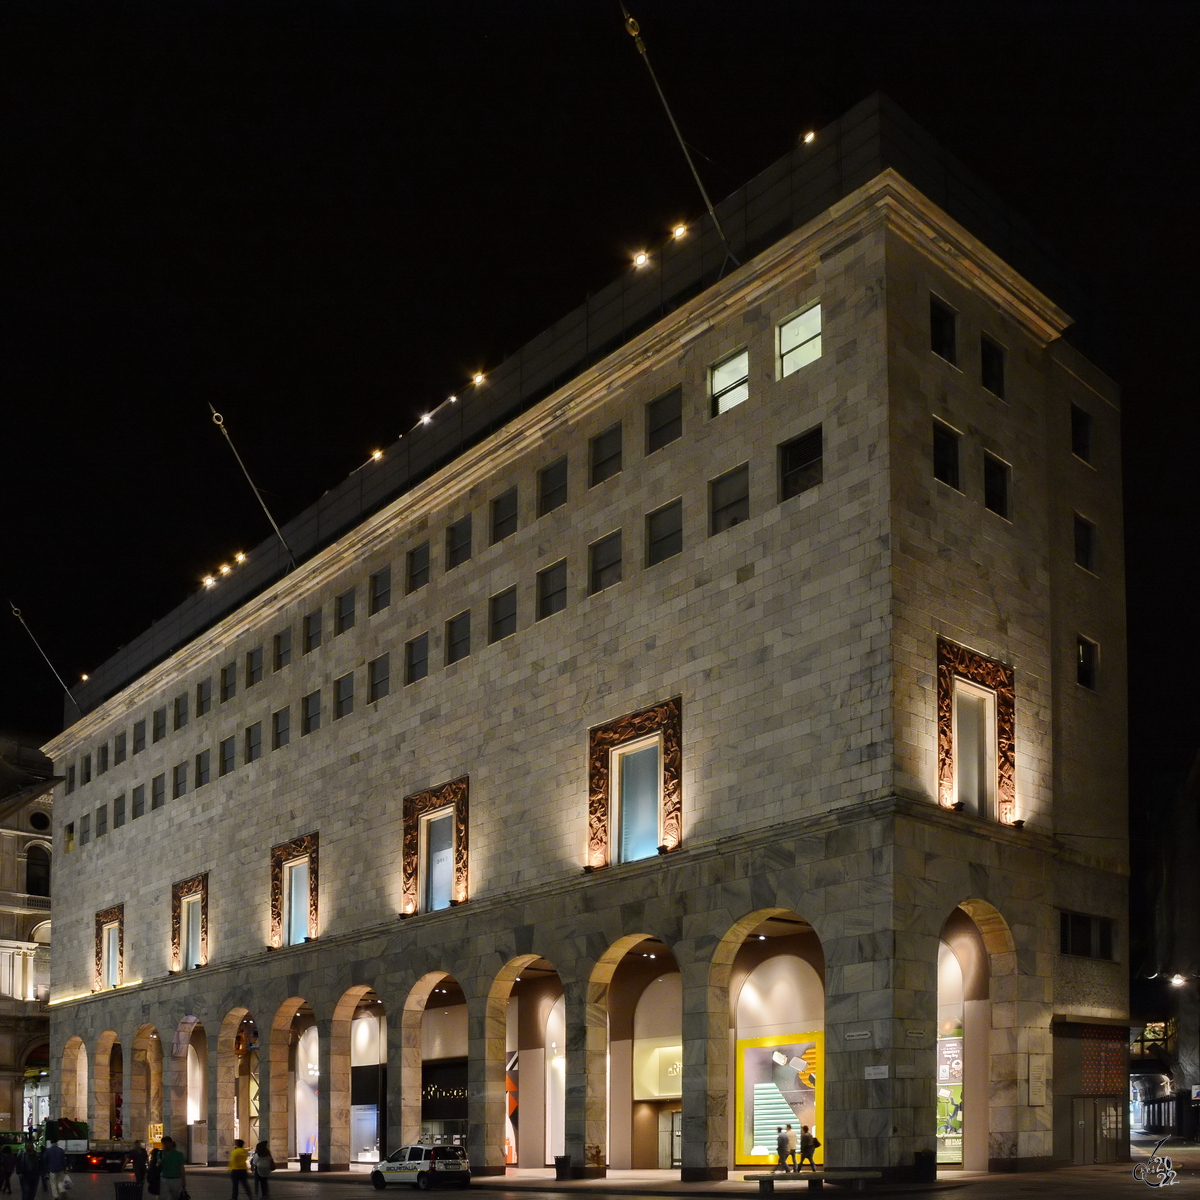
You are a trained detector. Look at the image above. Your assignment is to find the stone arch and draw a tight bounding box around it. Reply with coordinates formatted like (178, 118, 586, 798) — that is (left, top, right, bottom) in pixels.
(170, 1017, 207, 1158)
(216, 1007, 258, 1163)
(269, 996, 316, 1160)
(328, 985, 387, 1169)
(401, 971, 465, 1146)
(128, 1024, 163, 1145)
(93, 1030, 121, 1138)
(25, 843, 51, 897)
(61, 1035, 88, 1122)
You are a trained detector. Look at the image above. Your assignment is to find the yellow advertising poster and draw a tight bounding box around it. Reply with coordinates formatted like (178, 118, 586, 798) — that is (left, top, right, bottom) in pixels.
(734, 1032, 823, 1166)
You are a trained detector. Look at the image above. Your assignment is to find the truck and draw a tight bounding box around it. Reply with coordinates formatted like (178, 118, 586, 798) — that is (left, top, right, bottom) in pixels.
(34, 1119, 134, 1172)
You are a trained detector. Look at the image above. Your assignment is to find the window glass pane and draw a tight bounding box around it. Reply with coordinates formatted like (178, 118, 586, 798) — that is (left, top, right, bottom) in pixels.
(711, 350, 749, 414)
(489, 588, 517, 642)
(618, 744, 660, 863)
(983, 455, 1009, 519)
(246, 647, 263, 686)
(780, 427, 823, 500)
(646, 387, 682, 454)
(184, 896, 202, 969)
(1071, 404, 1091, 461)
(1074, 516, 1095, 571)
(491, 487, 519, 543)
(589, 425, 622, 485)
(274, 630, 292, 670)
(336, 590, 356, 633)
(406, 634, 429, 683)
(538, 457, 568, 514)
(780, 306, 822, 377)
(646, 501, 683, 565)
(589, 532, 622, 593)
(930, 296, 957, 364)
(446, 517, 473, 568)
(710, 465, 750, 533)
(933, 424, 960, 489)
(407, 542, 431, 591)
(287, 860, 309, 945)
(369, 654, 390, 702)
(425, 813, 454, 912)
(537, 560, 568, 619)
(981, 335, 1005, 398)
(104, 924, 119, 987)
(954, 688, 989, 817)
(446, 612, 471, 664)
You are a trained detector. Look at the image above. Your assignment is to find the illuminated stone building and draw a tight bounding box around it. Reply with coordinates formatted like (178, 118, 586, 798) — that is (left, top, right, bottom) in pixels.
(44, 96, 1127, 1178)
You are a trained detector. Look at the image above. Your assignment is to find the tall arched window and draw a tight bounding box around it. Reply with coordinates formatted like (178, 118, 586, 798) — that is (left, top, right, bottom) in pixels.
(26, 846, 51, 897)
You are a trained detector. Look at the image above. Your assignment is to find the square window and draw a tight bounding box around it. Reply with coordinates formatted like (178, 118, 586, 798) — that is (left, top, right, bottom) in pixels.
(97, 744, 109, 775)
(779, 305, 822, 377)
(538, 456, 568, 515)
(369, 567, 392, 615)
(335, 589, 356, 634)
(446, 516, 473, 569)
(537, 560, 567, 620)
(589, 423, 622, 486)
(302, 691, 321, 735)
(489, 587, 518, 643)
(779, 426, 823, 500)
(953, 680, 996, 820)
(174, 694, 188, 731)
(710, 349, 749, 415)
(368, 653, 390, 702)
(1071, 403, 1092, 462)
(79, 814, 90, 845)
(646, 387, 682, 454)
(245, 721, 263, 761)
(182, 894, 203, 970)
(491, 487, 519, 544)
(303, 610, 323, 653)
(219, 737, 236, 776)
(589, 532, 622, 594)
(613, 737, 662, 864)
(1059, 911, 1115, 960)
(405, 633, 430, 684)
(96, 804, 107, 837)
(81, 753, 91, 784)
(983, 454, 1010, 519)
(1074, 515, 1096, 572)
(646, 500, 683, 566)
(284, 858, 310, 945)
(113, 732, 127, 765)
(273, 629, 292, 671)
(1077, 637, 1098, 690)
(220, 663, 237, 702)
(446, 612, 471, 664)
(131, 785, 145, 819)
(152, 708, 167, 742)
(151, 773, 166, 809)
(933, 422, 961, 490)
(273, 707, 291, 749)
(196, 678, 212, 715)
(195, 749, 211, 787)
(101, 920, 119, 988)
(172, 762, 188, 799)
(246, 646, 264, 686)
(930, 295, 957, 365)
(406, 541, 431, 592)
(113, 794, 126, 828)
(981, 334, 1005, 398)
(133, 720, 146, 754)
(710, 464, 750, 534)
(334, 673, 354, 719)
(422, 809, 455, 913)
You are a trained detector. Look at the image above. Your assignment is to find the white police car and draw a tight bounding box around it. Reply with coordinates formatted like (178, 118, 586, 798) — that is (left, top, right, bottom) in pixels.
(371, 1144, 471, 1189)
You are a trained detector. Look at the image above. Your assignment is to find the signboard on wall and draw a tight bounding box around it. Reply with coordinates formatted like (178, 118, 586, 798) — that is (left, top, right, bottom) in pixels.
(734, 1033, 823, 1166)
(936, 1035, 963, 1164)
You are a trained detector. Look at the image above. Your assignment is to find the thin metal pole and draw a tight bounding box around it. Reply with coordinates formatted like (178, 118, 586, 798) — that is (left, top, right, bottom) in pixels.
(9, 601, 82, 717)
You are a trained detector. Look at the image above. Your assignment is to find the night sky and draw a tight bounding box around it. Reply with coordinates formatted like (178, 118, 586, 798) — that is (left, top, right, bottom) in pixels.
(2, 1, 1198, 801)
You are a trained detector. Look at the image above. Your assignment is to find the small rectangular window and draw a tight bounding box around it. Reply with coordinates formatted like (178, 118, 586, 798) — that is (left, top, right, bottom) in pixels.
(246, 646, 264, 686)
(196, 678, 212, 716)
(538, 457, 568, 515)
(589, 532, 622, 594)
(446, 612, 471, 664)
(97, 744, 109, 775)
(131, 785, 145, 819)
(930, 295, 957, 365)
(1059, 911, 1115, 960)
(933, 422, 961, 490)
(113, 794, 126, 828)
(1077, 637, 1098, 690)
(334, 673, 354, 719)
(422, 810, 455, 913)
(174, 694, 188, 731)
(489, 587, 518, 643)
(219, 737, 236, 777)
(446, 516, 473, 569)
(172, 762, 188, 799)
(537, 560, 567, 620)
(133, 720, 146, 754)
(285, 858, 310, 945)
(81, 753, 92, 784)
(152, 708, 167, 742)
(1074, 515, 1096, 572)
(151, 773, 166, 810)
(335, 589, 356, 634)
(369, 567, 392, 615)
(983, 454, 1010, 519)
(406, 541, 431, 592)
(273, 629, 292, 671)
(273, 707, 291, 749)
(96, 804, 108, 838)
(779, 305, 822, 377)
(954, 680, 996, 820)
(1071, 403, 1092, 462)
(710, 464, 750, 534)
(981, 334, 1005, 398)
(646, 387, 682, 454)
(245, 721, 263, 762)
(219, 663, 237, 702)
(302, 691, 321, 735)
(303, 610, 323, 653)
(102, 920, 119, 987)
(710, 349, 749, 415)
(65, 764, 76, 794)
(195, 749, 211, 787)
(79, 813, 91, 845)
(65, 821, 75, 851)
(614, 738, 661, 864)
(491, 487, 519, 544)
(368, 654, 390, 702)
(182, 894, 203, 970)
(779, 426, 823, 500)
(113, 732, 127, 765)
(589, 423, 622, 486)
(405, 634, 429, 684)
(646, 500, 683, 566)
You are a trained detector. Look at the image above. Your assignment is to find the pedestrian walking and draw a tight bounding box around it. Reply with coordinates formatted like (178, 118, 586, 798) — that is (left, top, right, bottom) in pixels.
(131, 1142, 148, 1187)
(15, 1140, 41, 1200)
(252, 1143, 274, 1200)
(158, 1137, 186, 1200)
(785, 1124, 798, 1172)
(798, 1126, 818, 1172)
(1, 1147, 16, 1195)
(774, 1127, 789, 1173)
(228, 1140, 253, 1200)
(41, 1139, 66, 1200)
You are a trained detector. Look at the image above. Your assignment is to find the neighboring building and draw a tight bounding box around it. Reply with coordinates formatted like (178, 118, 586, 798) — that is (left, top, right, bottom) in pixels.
(43, 95, 1127, 1178)
(0, 732, 54, 1130)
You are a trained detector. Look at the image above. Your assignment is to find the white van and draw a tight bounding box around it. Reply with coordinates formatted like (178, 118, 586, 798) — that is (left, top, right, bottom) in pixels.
(371, 1144, 471, 1190)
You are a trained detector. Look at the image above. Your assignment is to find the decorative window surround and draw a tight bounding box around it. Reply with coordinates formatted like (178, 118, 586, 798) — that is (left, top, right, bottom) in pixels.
(269, 832, 319, 948)
(94, 903, 124, 990)
(170, 873, 209, 971)
(936, 638, 1015, 824)
(401, 777, 468, 916)
(587, 696, 682, 869)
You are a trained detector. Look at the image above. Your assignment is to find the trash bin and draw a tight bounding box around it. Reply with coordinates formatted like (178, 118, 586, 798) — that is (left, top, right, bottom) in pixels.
(114, 1182, 144, 1200)
(553, 1155, 572, 1181)
(913, 1149, 936, 1182)
(299, 1153, 313, 1173)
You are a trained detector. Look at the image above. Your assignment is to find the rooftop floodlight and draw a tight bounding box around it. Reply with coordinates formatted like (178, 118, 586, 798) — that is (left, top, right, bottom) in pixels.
(473, 372, 485, 385)
(448, 394, 457, 403)
(421, 413, 432, 425)
(633, 250, 649, 267)
(219, 564, 231, 575)
(371, 450, 382, 462)
(1172, 974, 1187, 987)
(203, 576, 216, 588)
(672, 223, 687, 239)
(234, 550, 247, 563)
(803, 130, 816, 144)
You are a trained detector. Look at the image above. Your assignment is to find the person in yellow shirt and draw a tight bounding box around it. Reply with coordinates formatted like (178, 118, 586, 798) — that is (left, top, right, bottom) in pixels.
(229, 1139, 253, 1200)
